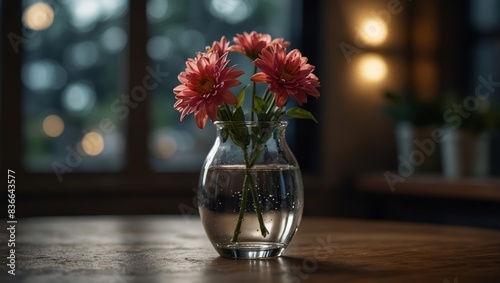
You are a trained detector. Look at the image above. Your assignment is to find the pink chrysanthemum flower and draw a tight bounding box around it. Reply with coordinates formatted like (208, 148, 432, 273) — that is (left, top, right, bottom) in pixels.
(174, 52, 244, 129)
(251, 44, 320, 107)
(229, 31, 290, 60)
(205, 36, 230, 58)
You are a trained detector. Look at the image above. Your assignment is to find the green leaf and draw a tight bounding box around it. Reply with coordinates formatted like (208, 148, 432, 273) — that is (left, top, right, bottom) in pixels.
(253, 96, 271, 121)
(221, 128, 229, 143)
(236, 85, 248, 109)
(227, 107, 249, 147)
(229, 127, 249, 148)
(284, 107, 318, 123)
(232, 107, 245, 121)
(217, 104, 231, 121)
(254, 96, 267, 114)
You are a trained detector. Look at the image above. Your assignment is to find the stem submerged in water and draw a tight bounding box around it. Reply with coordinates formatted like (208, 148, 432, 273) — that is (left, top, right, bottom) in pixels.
(231, 147, 269, 242)
(231, 167, 250, 242)
(247, 168, 269, 238)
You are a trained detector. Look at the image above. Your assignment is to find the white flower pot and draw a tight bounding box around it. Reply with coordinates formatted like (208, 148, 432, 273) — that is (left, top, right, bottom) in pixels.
(440, 128, 490, 178)
(394, 121, 414, 163)
(440, 129, 462, 178)
(472, 132, 491, 177)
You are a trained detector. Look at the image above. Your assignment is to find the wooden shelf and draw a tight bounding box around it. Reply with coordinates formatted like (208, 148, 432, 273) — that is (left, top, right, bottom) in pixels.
(356, 172, 500, 202)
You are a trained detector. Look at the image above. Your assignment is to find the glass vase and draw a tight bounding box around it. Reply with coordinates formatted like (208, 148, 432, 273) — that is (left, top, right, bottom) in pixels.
(198, 121, 304, 259)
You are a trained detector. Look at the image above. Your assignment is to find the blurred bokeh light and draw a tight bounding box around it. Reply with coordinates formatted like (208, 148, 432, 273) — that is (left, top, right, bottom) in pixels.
(22, 2, 55, 31)
(42, 114, 65, 138)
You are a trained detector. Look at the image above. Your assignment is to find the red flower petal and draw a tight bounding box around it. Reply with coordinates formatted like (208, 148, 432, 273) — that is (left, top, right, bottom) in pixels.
(253, 44, 320, 107)
(173, 52, 243, 128)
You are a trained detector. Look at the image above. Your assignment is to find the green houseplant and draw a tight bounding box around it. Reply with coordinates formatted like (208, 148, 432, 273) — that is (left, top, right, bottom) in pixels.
(382, 87, 441, 172)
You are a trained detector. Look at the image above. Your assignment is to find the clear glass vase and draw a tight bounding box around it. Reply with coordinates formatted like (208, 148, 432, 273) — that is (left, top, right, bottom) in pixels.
(198, 121, 304, 259)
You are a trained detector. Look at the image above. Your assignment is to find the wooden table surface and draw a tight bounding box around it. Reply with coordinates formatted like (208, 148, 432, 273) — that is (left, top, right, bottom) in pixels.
(1, 216, 499, 283)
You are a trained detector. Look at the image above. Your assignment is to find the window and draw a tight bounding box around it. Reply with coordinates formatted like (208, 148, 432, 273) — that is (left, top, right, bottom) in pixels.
(1, 0, 315, 201)
(470, 0, 500, 101)
(12, 0, 303, 174)
(21, 0, 129, 172)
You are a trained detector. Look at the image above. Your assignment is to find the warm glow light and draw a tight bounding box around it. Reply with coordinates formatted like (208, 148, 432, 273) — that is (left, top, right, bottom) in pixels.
(42, 115, 64, 137)
(82, 131, 104, 156)
(359, 55, 387, 82)
(22, 2, 55, 31)
(155, 135, 178, 159)
(359, 19, 387, 45)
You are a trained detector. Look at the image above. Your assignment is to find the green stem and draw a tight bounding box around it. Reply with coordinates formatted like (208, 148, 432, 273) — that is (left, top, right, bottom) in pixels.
(231, 147, 269, 242)
(262, 87, 271, 104)
(231, 164, 250, 243)
(247, 166, 270, 238)
(223, 103, 232, 117)
(250, 65, 257, 122)
(266, 95, 276, 117)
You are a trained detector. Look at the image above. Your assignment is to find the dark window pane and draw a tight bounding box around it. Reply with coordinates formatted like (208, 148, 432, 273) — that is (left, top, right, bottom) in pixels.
(22, 0, 129, 172)
(471, 0, 500, 32)
(472, 38, 500, 105)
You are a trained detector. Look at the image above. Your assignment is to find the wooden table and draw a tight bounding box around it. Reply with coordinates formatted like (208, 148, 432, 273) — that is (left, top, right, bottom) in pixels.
(1, 216, 499, 282)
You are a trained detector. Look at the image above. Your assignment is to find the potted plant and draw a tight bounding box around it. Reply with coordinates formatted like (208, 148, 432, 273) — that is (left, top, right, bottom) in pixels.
(382, 87, 441, 173)
(439, 91, 496, 178)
